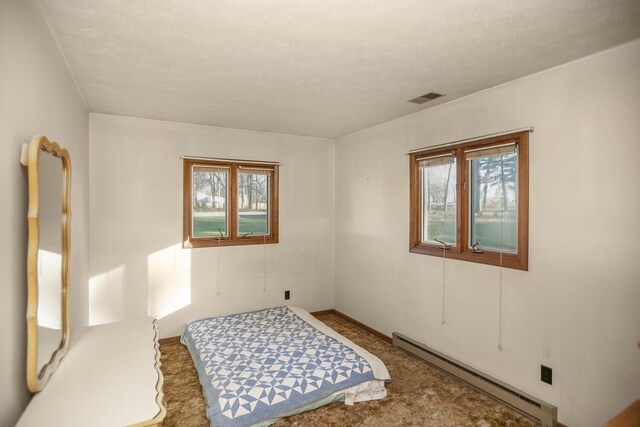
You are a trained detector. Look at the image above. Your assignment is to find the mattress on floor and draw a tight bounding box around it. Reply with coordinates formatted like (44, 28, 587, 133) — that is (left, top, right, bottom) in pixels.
(181, 306, 390, 427)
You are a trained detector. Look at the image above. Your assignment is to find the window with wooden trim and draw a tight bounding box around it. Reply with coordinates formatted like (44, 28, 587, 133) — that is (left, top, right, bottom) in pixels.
(409, 131, 529, 270)
(183, 158, 279, 248)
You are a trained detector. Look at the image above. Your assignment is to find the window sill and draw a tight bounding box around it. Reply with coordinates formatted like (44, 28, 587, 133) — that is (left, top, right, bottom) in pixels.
(184, 236, 279, 249)
(410, 244, 528, 271)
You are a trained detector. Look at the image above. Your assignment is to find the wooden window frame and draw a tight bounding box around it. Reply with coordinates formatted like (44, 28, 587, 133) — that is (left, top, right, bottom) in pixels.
(410, 131, 529, 270)
(183, 158, 279, 248)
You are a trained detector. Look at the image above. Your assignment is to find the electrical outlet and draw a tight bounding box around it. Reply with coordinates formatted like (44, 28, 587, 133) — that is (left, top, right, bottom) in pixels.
(541, 365, 552, 385)
(284, 290, 290, 300)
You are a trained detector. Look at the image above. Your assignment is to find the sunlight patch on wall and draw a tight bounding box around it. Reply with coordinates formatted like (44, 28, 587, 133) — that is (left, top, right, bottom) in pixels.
(89, 265, 126, 326)
(148, 243, 191, 319)
(37, 249, 62, 329)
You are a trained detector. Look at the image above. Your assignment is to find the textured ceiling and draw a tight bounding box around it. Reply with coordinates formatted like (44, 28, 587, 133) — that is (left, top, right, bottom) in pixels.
(38, 0, 640, 138)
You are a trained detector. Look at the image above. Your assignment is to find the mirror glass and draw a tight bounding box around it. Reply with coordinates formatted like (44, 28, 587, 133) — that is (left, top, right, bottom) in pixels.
(35, 150, 64, 375)
(26, 135, 71, 392)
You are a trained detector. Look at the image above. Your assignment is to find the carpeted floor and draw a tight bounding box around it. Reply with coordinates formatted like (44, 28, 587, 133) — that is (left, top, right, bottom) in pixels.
(160, 313, 536, 426)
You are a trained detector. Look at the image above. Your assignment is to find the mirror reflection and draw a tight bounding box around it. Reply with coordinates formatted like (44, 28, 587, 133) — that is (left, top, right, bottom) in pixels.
(35, 149, 64, 376)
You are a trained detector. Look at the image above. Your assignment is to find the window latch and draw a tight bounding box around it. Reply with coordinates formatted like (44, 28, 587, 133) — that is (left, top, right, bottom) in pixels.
(471, 241, 484, 253)
(240, 231, 254, 239)
(434, 239, 452, 250)
(217, 228, 224, 239)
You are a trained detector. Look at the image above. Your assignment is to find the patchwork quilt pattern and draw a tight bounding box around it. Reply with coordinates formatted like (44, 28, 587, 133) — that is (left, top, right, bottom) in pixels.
(181, 306, 374, 427)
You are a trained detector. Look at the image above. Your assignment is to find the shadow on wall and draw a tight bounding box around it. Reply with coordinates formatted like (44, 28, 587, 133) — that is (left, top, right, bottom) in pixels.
(89, 265, 126, 326)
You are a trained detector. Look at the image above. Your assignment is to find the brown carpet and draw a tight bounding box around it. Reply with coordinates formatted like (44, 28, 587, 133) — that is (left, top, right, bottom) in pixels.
(160, 313, 536, 426)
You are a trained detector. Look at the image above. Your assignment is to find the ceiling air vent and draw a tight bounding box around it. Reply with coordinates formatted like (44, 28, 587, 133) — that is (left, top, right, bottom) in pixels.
(408, 92, 444, 104)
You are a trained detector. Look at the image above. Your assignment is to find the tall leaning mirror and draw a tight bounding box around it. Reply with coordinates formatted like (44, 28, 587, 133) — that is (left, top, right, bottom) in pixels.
(25, 135, 71, 392)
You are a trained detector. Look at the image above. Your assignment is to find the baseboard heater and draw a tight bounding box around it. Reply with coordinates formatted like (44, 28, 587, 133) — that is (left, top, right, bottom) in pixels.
(393, 332, 557, 427)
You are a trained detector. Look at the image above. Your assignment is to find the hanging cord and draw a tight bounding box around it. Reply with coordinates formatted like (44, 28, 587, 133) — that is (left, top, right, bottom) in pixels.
(435, 208, 449, 326)
(498, 156, 505, 352)
(216, 228, 223, 296)
(441, 240, 446, 325)
(497, 211, 504, 351)
(263, 233, 267, 292)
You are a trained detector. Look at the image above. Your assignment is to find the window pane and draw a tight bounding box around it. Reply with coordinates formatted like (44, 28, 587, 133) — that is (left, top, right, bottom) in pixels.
(469, 152, 517, 252)
(421, 159, 456, 245)
(192, 167, 228, 237)
(238, 171, 269, 235)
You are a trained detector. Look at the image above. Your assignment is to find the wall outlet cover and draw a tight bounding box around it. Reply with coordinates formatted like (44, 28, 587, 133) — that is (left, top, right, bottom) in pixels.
(541, 365, 552, 385)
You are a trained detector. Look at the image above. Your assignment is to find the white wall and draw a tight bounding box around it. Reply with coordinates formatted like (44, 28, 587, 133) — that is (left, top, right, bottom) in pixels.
(89, 114, 335, 338)
(335, 40, 640, 427)
(0, 0, 90, 425)
(3, 4, 636, 425)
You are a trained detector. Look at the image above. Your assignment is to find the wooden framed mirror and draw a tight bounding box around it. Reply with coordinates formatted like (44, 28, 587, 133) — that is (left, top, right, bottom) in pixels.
(25, 135, 71, 392)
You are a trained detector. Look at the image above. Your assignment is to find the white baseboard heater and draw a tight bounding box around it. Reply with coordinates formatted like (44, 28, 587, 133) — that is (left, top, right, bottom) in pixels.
(393, 332, 557, 427)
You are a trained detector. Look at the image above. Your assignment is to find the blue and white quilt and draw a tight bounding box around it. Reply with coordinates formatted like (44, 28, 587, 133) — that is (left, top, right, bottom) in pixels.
(181, 306, 378, 427)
